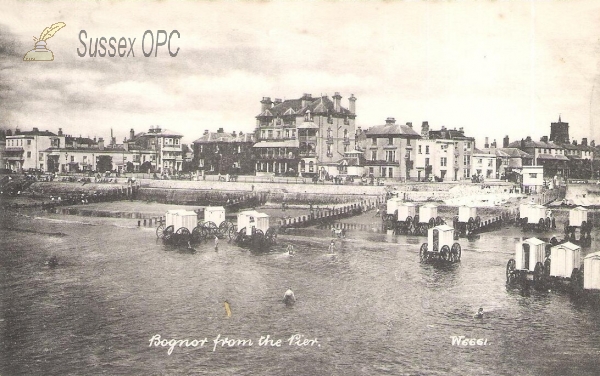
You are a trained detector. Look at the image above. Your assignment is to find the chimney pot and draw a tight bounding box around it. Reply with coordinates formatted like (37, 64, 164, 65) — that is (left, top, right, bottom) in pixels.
(204, 129, 209, 135)
(406, 122, 412, 128)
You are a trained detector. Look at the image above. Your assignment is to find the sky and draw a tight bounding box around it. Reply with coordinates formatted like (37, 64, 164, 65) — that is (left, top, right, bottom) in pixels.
(1, 0, 600, 148)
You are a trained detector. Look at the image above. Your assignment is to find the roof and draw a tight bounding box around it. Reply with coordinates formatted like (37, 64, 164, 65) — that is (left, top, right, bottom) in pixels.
(10, 129, 57, 137)
(435, 224, 454, 231)
(482, 148, 533, 158)
(428, 128, 474, 141)
(573, 206, 588, 211)
(297, 122, 320, 129)
(253, 140, 299, 148)
(584, 251, 600, 260)
(136, 128, 183, 138)
(524, 237, 546, 246)
(537, 154, 569, 161)
(507, 139, 562, 149)
(552, 242, 580, 251)
(193, 132, 254, 144)
(257, 95, 353, 117)
(365, 124, 421, 137)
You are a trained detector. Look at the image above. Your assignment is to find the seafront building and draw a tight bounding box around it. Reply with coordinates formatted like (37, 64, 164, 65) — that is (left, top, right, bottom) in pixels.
(253, 93, 357, 177)
(128, 126, 184, 173)
(192, 128, 255, 175)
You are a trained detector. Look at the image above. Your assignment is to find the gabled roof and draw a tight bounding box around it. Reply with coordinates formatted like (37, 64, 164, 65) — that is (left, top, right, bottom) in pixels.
(257, 95, 352, 117)
(365, 124, 421, 137)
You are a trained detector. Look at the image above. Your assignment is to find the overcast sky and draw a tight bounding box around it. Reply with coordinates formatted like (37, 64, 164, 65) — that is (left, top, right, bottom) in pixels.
(1, 0, 600, 147)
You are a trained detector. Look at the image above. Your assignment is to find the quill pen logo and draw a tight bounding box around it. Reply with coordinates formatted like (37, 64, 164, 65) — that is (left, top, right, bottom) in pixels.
(23, 22, 66, 61)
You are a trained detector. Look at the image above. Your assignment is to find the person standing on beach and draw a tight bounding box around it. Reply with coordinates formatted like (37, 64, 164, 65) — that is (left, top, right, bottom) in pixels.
(328, 240, 336, 254)
(215, 235, 219, 251)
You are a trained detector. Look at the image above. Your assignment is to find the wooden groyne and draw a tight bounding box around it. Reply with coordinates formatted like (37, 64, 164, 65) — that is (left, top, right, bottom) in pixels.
(279, 197, 384, 229)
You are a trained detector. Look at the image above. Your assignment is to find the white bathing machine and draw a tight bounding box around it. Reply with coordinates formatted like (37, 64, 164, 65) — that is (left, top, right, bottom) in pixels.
(419, 224, 461, 263)
(569, 206, 588, 228)
(386, 197, 403, 215)
(458, 205, 477, 223)
(549, 242, 581, 279)
(584, 252, 600, 291)
(514, 237, 547, 272)
(397, 202, 417, 222)
(237, 211, 270, 236)
(204, 206, 226, 225)
(527, 204, 547, 225)
(519, 202, 533, 221)
(166, 209, 198, 231)
(419, 203, 438, 224)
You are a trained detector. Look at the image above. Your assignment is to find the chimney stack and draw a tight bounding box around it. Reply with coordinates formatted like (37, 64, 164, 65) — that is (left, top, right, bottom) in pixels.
(441, 126, 447, 131)
(348, 94, 356, 115)
(484, 137, 489, 148)
(98, 138, 104, 150)
(421, 121, 429, 140)
(33, 127, 39, 132)
(406, 122, 412, 128)
(232, 131, 237, 137)
(204, 129, 209, 135)
(260, 97, 272, 112)
(217, 128, 224, 133)
(573, 139, 578, 145)
(582, 138, 588, 146)
(58, 128, 63, 136)
(301, 93, 312, 108)
(273, 98, 282, 105)
(591, 140, 596, 147)
(503, 135, 509, 148)
(130, 128, 135, 141)
(540, 136, 548, 143)
(385, 117, 396, 124)
(459, 127, 464, 133)
(491, 139, 497, 148)
(333, 92, 342, 112)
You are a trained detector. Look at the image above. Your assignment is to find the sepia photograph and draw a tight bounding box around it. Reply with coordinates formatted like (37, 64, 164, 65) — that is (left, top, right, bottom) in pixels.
(2, 0, 600, 375)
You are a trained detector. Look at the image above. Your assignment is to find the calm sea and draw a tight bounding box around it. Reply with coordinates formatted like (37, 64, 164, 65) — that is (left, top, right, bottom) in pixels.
(1, 209, 600, 375)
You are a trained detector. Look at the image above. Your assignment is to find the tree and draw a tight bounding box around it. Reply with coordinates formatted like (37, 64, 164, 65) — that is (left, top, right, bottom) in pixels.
(126, 161, 134, 173)
(97, 155, 113, 172)
(140, 161, 153, 173)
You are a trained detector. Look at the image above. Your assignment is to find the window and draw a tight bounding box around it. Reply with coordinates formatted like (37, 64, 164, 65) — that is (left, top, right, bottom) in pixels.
(418, 145, 422, 154)
(478, 158, 483, 164)
(27, 151, 31, 158)
(487, 160, 493, 167)
(327, 144, 332, 156)
(39, 152, 44, 161)
(463, 155, 471, 166)
(425, 145, 430, 154)
(199, 145, 203, 153)
(70, 156, 74, 162)
(261, 130, 266, 139)
(407, 138, 411, 146)
(529, 173, 537, 178)
(425, 158, 430, 166)
(83, 156, 88, 164)
(344, 144, 349, 152)
(372, 138, 377, 145)
(40, 164, 44, 170)
(309, 161, 314, 172)
(291, 129, 296, 138)
(276, 131, 281, 139)
(388, 137, 393, 145)
(386, 150, 396, 162)
(268, 130, 273, 139)
(27, 139, 31, 145)
(175, 139, 180, 145)
(371, 150, 377, 161)
(285, 129, 290, 138)
(344, 129, 348, 139)
(441, 157, 447, 167)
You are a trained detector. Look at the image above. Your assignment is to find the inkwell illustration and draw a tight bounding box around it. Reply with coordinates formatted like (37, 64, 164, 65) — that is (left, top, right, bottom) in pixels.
(23, 22, 66, 61)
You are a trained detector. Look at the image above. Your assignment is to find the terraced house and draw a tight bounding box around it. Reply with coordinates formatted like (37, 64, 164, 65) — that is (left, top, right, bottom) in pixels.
(253, 92, 357, 177)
